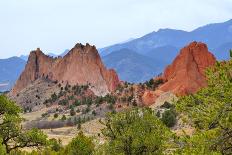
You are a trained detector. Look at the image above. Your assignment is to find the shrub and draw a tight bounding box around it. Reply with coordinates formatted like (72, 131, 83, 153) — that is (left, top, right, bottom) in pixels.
(70, 108, 76, 116)
(51, 93, 58, 102)
(74, 99, 81, 106)
(156, 110, 161, 118)
(160, 101, 173, 109)
(58, 99, 68, 106)
(82, 106, 90, 114)
(49, 138, 62, 152)
(161, 109, 177, 128)
(63, 131, 94, 155)
(41, 113, 48, 118)
(77, 122, 81, 130)
(54, 113, 58, 118)
(61, 115, 66, 121)
(92, 110, 96, 116)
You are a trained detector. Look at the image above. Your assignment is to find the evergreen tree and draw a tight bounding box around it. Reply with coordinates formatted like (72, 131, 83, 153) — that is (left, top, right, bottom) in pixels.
(101, 108, 171, 155)
(176, 60, 232, 154)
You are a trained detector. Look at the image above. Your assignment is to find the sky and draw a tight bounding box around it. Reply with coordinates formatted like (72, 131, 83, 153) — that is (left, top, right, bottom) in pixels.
(0, 0, 232, 58)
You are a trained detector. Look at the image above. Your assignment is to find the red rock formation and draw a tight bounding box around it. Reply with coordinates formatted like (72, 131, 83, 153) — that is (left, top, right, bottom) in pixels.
(159, 41, 216, 95)
(142, 42, 216, 106)
(12, 43, 120, 96)
(142, 90, 162, 106)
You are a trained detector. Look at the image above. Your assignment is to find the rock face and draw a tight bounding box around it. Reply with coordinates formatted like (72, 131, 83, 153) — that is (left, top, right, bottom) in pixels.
(11, 43, 120, 96)
(159, 41, 216, 95)
(142, 90, 162, 106)
(142, 42, 216, 106)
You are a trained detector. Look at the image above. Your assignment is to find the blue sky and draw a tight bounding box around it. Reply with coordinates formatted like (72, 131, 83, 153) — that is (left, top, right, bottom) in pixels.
(0, 0, 232, 58)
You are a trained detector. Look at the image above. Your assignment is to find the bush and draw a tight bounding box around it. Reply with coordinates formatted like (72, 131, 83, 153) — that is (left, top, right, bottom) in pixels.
(49, 138, 62, 152)
(92, 110, 96, 116)
(41, 113, 48, 118)
(51, 93, 58, 102)
(74, 99, 81, 106)
(63, 131, 94, 155)
(161, 109, 177, 128)
(160, 101, 173, 109)
(70, 108, 76, 116)
(145, 78, 163, 89)
(156, 110, 161, 118)
(77, 122, 81, 130)
(61, 115, 66, 121)
(58, 99, 68, 106)
(82, 106, 90, 114)
(54, 113, 58, 118)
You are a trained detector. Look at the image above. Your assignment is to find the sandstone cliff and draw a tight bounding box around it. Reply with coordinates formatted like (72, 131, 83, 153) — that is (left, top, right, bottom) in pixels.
(142, 42, 216, 105)
(160, 41, 216, 95)
(11, 43, 120, 96)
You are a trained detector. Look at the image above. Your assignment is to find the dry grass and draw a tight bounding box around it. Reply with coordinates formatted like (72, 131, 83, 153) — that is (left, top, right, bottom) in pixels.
(22, 108, 48, 121)
(41, 118, 105, 145)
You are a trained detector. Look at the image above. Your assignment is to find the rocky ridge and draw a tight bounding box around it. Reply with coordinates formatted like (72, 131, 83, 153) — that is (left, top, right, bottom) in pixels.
(11, 43, 120, 96)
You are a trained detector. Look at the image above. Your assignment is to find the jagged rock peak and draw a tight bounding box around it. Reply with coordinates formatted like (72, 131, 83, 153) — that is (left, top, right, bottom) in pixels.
(63, 43, 99, 59)
(161, 41, 216, 95)
(11, 43, 120, 96)
(73, 43, 94, 51)
(142, 41, 216, 106)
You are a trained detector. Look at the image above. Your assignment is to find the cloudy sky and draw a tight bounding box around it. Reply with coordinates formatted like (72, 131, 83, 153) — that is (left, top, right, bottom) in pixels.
(0, 0, 232, 58)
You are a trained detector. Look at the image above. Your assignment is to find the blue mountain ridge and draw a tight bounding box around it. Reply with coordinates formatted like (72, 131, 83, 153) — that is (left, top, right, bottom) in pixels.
(1, 19, 232, 90)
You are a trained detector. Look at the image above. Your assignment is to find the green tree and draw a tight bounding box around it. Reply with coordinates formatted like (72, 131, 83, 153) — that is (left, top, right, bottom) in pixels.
(0, 95, 21, 116)
(176, 60, 232, 154)
(0, 95, 48, 153)
(101, 108, 171, 155)
(1, 119, 47, 153)
(63, 131, 94, 155)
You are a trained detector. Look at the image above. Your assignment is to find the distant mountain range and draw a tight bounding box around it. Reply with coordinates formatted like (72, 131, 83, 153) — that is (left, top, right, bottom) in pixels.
(0, 57, 26, 92)
(100, 19, 232, 82)
(1, 19, 232, 91)
(100, 19, 232, 60)
(102, 49, 164, 83)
